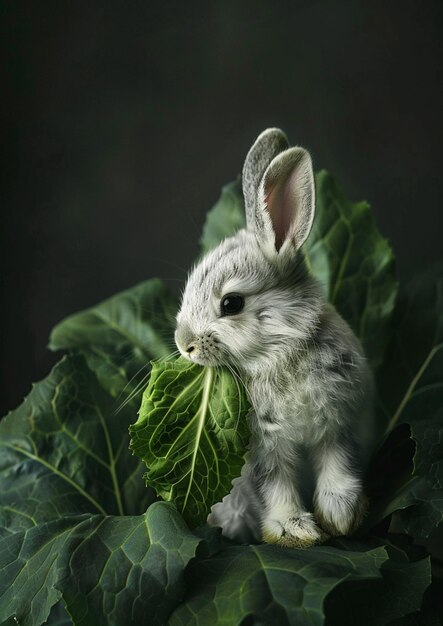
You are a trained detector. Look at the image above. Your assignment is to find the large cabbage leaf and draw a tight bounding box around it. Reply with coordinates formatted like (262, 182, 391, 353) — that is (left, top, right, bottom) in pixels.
(129, 358, 250, 526)
(0, 355, 204, 625)
(0, 354, 154, 527)
(306, 171, 398, 369)
(169, 541, 430, 626)
(49, 278, 177, 404)
(0, 502, 203, 626)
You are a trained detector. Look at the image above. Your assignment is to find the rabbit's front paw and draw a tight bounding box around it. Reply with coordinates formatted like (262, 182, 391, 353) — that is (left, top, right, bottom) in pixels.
(314, 490, 368, 536)
(262, 512, 328, 548)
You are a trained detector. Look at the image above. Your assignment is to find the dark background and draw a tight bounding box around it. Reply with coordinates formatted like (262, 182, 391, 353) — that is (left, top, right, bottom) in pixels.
(1, 0, 442, 416)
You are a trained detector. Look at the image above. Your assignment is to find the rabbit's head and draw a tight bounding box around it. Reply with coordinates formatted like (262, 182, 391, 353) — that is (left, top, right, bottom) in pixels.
(175, 128, 322, 373)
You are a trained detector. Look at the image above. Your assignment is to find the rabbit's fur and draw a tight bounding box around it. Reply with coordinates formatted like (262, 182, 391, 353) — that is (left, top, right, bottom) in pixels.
(175, 129, 374, 548)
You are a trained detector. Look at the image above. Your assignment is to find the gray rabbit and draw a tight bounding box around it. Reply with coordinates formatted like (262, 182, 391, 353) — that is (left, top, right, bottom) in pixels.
(175, 129, 374, 547)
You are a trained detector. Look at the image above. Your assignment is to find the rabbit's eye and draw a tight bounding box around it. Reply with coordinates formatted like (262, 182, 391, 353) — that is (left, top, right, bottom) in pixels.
(220, 293, 244, 316)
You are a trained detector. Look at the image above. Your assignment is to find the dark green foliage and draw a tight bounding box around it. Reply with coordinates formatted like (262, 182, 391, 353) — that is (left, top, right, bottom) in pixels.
(49, 278, 178, 403)
(170, 543, 391, 626)
(377, 267, 443, 537)
(0, 174, 440, 625)
(306, 171, 398, 369)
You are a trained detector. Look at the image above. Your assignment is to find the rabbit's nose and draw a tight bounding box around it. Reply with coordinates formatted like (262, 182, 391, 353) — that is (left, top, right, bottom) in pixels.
(175, 323, 196, 355)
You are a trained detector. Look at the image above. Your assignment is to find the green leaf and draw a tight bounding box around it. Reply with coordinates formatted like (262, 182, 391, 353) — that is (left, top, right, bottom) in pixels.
(390, 416, 443, 537)
(200, 174, 397, 369)
(304, 171, 397, 369)
(0, 355, 154, 534)
(0, 502, 203, 626)
(45, 602, 72, 626)
(378, 266, 443, 430)
(129, 358, 250, 527)
(49, 279, 178, 404)
(169, 542, 429, 626)
(200, 179, 245, 255)
(0, 348, 206, 625)
(376, 267, 443, 537)
(325, 555, 431, 626)
(360, 424, 417, 533)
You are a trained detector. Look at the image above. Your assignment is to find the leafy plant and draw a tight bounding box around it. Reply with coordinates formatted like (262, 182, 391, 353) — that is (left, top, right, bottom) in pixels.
(0, 170, 441, 625)
(130, 358, 250, 526)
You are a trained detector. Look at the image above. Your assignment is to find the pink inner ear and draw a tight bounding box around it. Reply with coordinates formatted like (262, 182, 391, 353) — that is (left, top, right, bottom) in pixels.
(265, 177, 296, 251)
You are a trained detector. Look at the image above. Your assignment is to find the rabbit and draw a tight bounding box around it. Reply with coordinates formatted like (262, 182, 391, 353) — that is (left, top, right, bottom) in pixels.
(174, 128, 374, 548)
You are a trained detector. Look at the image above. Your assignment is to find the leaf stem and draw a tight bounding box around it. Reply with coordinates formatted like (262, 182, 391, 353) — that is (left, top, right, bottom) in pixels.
(95, 405, 125, 516)
(331, 209, 353, 305)
(182, 366, 214, 511)
(386, 344, 440, 434)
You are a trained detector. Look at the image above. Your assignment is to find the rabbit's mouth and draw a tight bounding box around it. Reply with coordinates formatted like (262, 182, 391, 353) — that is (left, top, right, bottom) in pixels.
(179, 347, 221, 367)
(181, 352, 223, 368)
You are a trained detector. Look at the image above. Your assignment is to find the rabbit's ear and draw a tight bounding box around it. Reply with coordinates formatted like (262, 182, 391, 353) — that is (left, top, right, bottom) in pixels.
(242, 128, 288, 228)
(258, 147, 315, 253)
